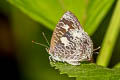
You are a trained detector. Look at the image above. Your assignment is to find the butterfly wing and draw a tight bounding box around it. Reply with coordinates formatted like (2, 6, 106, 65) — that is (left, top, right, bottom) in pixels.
(49, 11, 93, 65)
(49, 11, 83, 53)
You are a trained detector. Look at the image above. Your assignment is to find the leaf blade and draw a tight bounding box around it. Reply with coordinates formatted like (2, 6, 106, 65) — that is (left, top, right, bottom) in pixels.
(8, 0, 87, 30)
(84, 0, 115, 35)
(96, 0, 120, 67)
(50, 62, 120, 80)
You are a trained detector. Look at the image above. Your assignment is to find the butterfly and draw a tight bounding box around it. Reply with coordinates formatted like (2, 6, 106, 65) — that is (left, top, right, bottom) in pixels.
(48, 11, 94, 65)
(32, 11, 97, 65)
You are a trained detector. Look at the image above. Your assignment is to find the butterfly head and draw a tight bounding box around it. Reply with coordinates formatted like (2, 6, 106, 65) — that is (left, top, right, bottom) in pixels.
(45, 47, 50, 53)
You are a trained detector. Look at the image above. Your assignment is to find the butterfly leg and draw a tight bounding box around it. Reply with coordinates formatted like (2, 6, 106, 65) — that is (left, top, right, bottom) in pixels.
(93, 46, 100, 54)
(93, 52, 99, 54)
(93, 46, 101, 52)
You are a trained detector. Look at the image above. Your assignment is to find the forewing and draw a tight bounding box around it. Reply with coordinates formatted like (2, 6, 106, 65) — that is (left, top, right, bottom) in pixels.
(50, 11, 83, 53)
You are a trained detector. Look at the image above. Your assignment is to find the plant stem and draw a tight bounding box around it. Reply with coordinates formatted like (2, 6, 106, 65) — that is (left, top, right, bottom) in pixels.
(96, 0, 120, 67)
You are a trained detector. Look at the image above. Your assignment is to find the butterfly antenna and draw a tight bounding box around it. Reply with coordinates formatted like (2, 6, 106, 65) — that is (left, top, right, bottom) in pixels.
(42, 32, 50, 46)
(32, 40, 49, 48)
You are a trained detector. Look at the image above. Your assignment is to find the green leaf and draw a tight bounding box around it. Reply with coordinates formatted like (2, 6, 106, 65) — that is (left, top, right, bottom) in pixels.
(8, 0, 86, 30)
(96, 0, 120, 67)
(84, 0, 115, 35)
(114, 62, 120, 68)
(8, 0, 114, 35)
(50, 62, 120, 80)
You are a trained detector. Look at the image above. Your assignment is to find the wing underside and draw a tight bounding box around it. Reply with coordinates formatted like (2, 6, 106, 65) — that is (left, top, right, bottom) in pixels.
(50, 11, 83, 52)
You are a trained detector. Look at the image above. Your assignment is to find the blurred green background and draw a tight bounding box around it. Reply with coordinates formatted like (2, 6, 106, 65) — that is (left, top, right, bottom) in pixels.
(0, 0, 120, 80)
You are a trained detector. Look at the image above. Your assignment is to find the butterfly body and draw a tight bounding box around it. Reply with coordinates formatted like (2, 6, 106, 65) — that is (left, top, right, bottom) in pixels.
(49, 11, 93, 65)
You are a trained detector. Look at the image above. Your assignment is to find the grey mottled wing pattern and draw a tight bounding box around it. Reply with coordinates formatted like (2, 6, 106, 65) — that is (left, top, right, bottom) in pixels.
(49, 11, 93, 65)
(49, 11, 82, 53)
